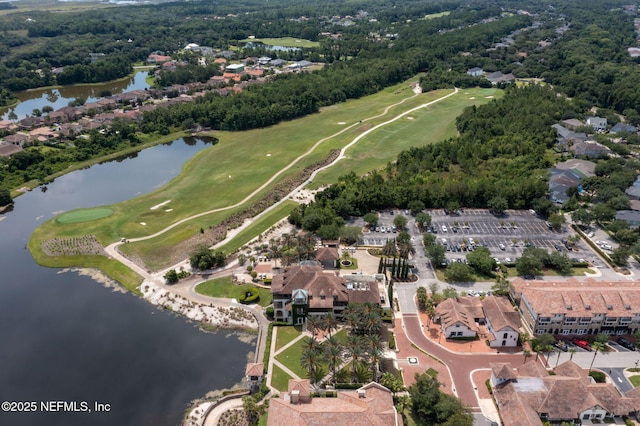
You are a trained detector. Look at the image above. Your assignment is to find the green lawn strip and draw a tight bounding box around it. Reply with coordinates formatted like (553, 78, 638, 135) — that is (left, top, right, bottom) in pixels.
(629, 375, 640, 387)
(239, 37, 319, 48)
(275, 325, 303, 352)
(270, 363, 294, 392)
(219, 200, 298, 255)
(311, 87, 502, 187)
(195, 276, 273, 307)
(275, 338, 308, 379)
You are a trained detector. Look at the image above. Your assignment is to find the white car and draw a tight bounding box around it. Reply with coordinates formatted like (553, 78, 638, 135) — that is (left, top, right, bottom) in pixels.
(442, 225, 448, 232)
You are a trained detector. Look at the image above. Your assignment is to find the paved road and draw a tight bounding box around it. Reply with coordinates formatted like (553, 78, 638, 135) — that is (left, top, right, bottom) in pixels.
(401, 313, 526, 409)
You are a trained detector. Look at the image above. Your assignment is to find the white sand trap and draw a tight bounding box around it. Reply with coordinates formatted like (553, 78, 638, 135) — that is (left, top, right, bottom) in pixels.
(266, 153, 271, 156)
(140, 222, 146, 226)
(165, 209, 173, 212)
(485, 95, 494, 98)
(407, 116, 414, 120)
(338, 121, 346, 125)
(469, 97, 476, 99)
(150, 200, 171, 210)
(0, 217, 5, 222)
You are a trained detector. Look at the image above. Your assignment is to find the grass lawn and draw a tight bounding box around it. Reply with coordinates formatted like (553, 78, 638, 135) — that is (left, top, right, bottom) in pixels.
(275, 338, 308, 379)
(32, 79, 502, 277)
(219, 200, 298, 255)
(271, 363, 294, 392)
(195, 276, 273, 307)
(275, 325, 303, 352)
(239, 37, 319, 48)
(629, 375, 640, 387)
(311, 87, 501, 187)
(56, 207, 114, 224)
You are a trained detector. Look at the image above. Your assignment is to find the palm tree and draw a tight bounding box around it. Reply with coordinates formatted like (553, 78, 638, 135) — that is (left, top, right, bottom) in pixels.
(345, 335, 365, 383)
(426, 303, 436, 330)
(323, 313, 338, 338)
(569, 348, 577, 362)
(523, 349, 531, 363)
(382, 239, 397, 257)
(301, 346, 322, 383)
(543, 344, 554, 368)
(589, 341, 606, 371)
(269, 238, 282, 268)
(307, 316, 320, 337)
(324, 337, 344, 385)
(398, 240, 415, 260)
(354, 361, 372, 383)
(302, 336, 321, 354)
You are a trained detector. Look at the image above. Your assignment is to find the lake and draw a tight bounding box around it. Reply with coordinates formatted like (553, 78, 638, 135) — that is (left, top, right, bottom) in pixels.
(1, 70, 150, 121)
(0, 137, 253, 426)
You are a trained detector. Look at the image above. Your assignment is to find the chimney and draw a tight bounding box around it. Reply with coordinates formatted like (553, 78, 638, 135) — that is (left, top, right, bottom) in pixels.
(357, 389, 366, 398)
(291, 390, 300, 404)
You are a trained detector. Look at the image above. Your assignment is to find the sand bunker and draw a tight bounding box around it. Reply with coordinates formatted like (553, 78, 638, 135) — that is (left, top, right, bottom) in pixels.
(140, 222, 146, 226)
(469, 97, 476, 99)
(150, 200, 171, 210)
(407, 116, 414, 120)
(338, 122, 346, 124)
(165, 209, 173, 212)
(485, 95, 494, 98)
(266, 153, 271, 156)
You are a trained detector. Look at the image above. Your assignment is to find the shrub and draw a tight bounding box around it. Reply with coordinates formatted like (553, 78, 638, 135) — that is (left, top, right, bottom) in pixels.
(263, 278, 272, 285)
(389, 332, 396, 350)
(485, 379, 493, 395)
(239, 287, 260, 304)
(265, 306, 274, 319)
(589, 371, 606, 383)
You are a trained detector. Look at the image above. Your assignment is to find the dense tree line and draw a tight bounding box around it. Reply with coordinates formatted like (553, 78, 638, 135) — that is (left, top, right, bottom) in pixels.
(289, 85, 576, 231)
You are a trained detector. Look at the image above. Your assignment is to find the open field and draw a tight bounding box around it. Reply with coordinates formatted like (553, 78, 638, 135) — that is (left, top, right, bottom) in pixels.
(311, 87, 501, 187)
(240, 37, 319, 48)
(31, 77, 503, 275)
(195, 276, 273, 307)
(270, 363, 293, 392)
(56, 207, 114, 224)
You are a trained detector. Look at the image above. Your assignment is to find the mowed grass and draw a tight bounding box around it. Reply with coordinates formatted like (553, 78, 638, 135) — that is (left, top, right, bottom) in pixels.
(56, 207, 114, 224)
(629, 375, 640, 387)
(311, 87, 502, 187)
(240, 37, 319, 48)
(275, 338, 308, 379)
(270, 363, 293, 392)
(195, 276, 273, 307)
(275, 326, 303, 352)
(31, 76, 425, 264)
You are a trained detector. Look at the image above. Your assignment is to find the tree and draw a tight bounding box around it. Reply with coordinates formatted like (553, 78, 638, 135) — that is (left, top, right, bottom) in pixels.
(610, 247, 630, 267)
(363, 212, 378, 229)
(393, 214, 408, 231)
(380, 372, 404, 396)
(0, 187, 12, 206)
(324, 336, 343, 385)
(42, 105, 54, 114)
(592, 203, 616, 222)
(571, 208, 594, 228)
(548, 213, 565, 232)
(491, 275, 512, 297)
(242, 395, 261, 425)
(442, 286, 458, 299)
(444, 263, 473, 283)
(382, 239, 397, 257)
(415, 212, 432, 231)
(163, 269, 178, 284)
(409, 373, 471, 424)
(189, 245, 226, 270)
(589, 340, 607, 371)
(340, 226, 362, 245)
(426, 244, 446, 267)
(408, 200, 425, 216)
(301, 345, 322, 383)
(487, 196, 508, 216)
(466, 246, 497, 276)
(345, 334, 365, 383)
(515, 247, 546, 276)
(417, 286, 428, 311)
(322, 312, 338, 338)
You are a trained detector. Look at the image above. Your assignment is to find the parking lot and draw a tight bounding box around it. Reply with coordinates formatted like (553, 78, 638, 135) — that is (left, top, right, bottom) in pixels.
(353, 208, 610, 272)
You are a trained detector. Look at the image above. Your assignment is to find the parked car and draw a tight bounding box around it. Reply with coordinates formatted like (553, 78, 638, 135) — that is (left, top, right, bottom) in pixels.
(572, 338, 592, 351)
(499, 243, 505, 250)
(442, 225, 448, 232)
(554, 340, 568, 352)
(617, 337, 636, 351)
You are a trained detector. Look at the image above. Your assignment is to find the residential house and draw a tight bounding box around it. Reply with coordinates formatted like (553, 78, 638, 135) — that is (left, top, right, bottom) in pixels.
(435, 297, 482, 339)
(485, 71, 515, 84)
(4, 132, 30, 147)
(0, 143, 23, 157)
(56, 106, 83, 122)
(492, 360, 640, 425)
(561, 118, 584, 130)
(586, 116, 607, 132)
(615, 210, 640, 229)
(147, 53, 172, 63)
(610, 122, 638, 134)
(466, 67, 484, 77)
(0, 120, 18, 134)
(28, 126, 58, 143)
(290, 60, 313, 69)
(216, 50, 237, 60)
(225, 63, 245, 74)
(554, 158, 596, 178)
(569, 140, 611, 159)
(270, 58, 287, 67)
(267, 380, 400, 426)
(270, 264, 379, 324)
(257, 56, 272, 65)
(512, 278, 640, 337)
(626, 176, 640, 200)
(18, 116, 42, 130)
(483, 295, 521, 348)
(548, 168, 582, 204)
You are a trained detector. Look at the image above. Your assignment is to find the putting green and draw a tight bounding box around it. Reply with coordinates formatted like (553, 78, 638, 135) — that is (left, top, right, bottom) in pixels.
(56, 207, 114, 224)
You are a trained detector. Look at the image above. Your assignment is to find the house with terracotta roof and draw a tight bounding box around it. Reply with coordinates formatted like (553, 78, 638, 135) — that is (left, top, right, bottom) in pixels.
(267, 380, 400, 426)
(245, 362, 264, 393)
(271, 264, 380, 324)
(483, 295, 521, 348)
(435, 296, 520, 346)
(512, 278, 640, 337)
(0, 143, 22, 157)
(492, 360, 640, 425)
(316, 246, 339, 269)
